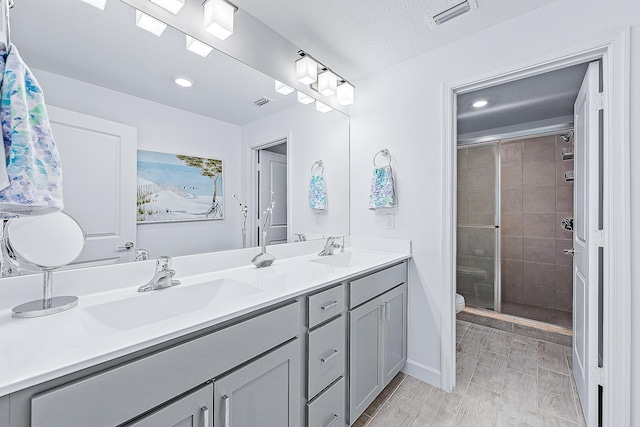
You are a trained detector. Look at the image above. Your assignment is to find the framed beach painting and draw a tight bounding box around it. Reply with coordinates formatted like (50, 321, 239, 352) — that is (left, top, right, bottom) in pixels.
(137, 150, 224, 223)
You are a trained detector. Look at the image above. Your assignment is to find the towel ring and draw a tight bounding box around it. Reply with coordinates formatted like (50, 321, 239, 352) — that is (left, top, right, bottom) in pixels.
(311, 160, 324, 174)
(373, 149, 391, 167)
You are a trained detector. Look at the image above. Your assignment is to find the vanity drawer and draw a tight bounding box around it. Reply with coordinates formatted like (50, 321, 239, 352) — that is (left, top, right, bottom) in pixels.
(307, 377, 345, 427)
(308, 284, 345, 328)
(308, 315, 346, 398)
(349, 262, 406, 308)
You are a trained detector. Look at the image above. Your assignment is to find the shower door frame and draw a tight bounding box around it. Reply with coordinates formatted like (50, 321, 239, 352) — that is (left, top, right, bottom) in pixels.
(440, 28, 631, 427)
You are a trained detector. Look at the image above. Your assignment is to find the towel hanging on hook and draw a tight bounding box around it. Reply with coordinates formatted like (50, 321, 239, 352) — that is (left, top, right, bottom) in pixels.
(369, 149, 396, 210)
(309, 160, 327, 210)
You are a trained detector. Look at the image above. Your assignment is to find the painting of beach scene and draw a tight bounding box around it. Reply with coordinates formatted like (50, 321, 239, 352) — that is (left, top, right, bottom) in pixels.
(137, 150, 224, 223)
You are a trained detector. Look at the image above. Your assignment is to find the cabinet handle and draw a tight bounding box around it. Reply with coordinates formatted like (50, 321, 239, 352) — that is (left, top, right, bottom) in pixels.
(201, 406, 209, 427)
(222, 395, 230, 427)
(379, 304, 385, 322)
(321, 301, 338, 311)
(320, 349, 339, 363)
(385, 302, 390, 320)
(323, 414, 339, 427)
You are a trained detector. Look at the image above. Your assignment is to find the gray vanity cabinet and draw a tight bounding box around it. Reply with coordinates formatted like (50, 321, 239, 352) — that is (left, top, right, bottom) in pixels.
(125, 384, 213, 427)
(347, 262, 408, 424)
(213, 339, 301, 427)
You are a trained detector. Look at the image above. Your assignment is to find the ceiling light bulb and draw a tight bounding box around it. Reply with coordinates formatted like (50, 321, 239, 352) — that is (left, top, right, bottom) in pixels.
(472, 99, 488, 108)
(174, 76, 194, 87)
(316, 101, 332, 113)
(135, 10, 167, 36)
(296, 56, 318, 85)
(275, 80, 294, 95)
(80, 0, 108, 10)
(149, 0, 185, 14)
(186, 35, 214, 57)
(337, 82, 355, 106)
(297, 91, 314, 105)
(204, 0, 235, 41)
(318, 71, 338, 96)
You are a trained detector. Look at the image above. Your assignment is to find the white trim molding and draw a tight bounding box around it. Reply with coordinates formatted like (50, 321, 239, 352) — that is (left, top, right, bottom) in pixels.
(441, 27, 631, 425)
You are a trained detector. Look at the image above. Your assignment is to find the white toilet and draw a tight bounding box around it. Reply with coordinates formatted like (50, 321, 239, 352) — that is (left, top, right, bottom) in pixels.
(455, 293, 466, 314)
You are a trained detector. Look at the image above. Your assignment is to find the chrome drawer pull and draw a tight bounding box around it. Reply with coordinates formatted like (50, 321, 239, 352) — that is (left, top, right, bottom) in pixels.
(320, 301, 338, 311)
(201, 406, 209, 427)
(324, 413, 339, 427)
(222, 395, 230, 427)
(385, 302, 390, 320)
(320, 349, 339, 363)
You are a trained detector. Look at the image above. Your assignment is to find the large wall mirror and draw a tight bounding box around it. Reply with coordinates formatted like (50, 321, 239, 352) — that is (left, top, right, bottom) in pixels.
(9, 0, 349, 270)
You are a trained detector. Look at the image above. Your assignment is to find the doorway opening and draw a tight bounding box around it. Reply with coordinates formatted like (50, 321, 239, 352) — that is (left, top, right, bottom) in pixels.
(256, 139, 288, 246)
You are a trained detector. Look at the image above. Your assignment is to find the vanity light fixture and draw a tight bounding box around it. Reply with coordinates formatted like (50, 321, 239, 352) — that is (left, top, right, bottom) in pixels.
(297, 91, 314, 105)
(337, 82, 355, 106)
(472, 99, 488, 108)
(203, 0, 238, 41)
(149, 0, 185, 15)
(275, 80, 295, 95)
(317, 70, 338, 96)
(296, 54, 318, 85)
(80, 0, 108, 10)
(173, 76, 194, 87)
(315, 101, 332, 113)
(186, 35, 214, 57)
(135, 10, 167, 36)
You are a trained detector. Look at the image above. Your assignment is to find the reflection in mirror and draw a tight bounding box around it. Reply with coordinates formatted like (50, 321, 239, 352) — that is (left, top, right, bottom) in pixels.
(5, 212, 85, 318)
(9, 0, 349, 272)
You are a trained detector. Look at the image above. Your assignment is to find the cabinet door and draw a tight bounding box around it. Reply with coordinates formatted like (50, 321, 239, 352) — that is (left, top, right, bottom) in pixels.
(125, 384, 213, 427)
(382, 283, 408, 386)
(348, 297, 383, 424)
(213, 340, 300, 427)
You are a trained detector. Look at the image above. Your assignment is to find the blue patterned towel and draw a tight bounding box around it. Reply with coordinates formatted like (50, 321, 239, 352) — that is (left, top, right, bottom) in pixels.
(309, 174, 327, 210)
(0, 44, 63, 216)
(369, 165, 396, 210)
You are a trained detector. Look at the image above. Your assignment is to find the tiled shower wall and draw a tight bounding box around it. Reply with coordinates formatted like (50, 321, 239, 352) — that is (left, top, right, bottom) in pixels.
(500, 135, 574, 312)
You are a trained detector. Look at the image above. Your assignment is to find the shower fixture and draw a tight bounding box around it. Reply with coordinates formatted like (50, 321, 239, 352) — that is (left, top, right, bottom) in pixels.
(560, 130, 574, 143)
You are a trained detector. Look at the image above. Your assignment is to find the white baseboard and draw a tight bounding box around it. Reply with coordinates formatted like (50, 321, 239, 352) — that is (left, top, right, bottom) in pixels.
(402, 359, 442, 389)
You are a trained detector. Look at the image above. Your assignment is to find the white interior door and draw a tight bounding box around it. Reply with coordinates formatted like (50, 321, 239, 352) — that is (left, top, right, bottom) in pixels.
(572, 61, 600, 426)
(258, 150, 287, 245)
(48, 106, 137, 266)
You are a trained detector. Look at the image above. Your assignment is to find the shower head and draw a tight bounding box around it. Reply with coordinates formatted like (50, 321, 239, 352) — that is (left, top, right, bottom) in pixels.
(560, 130, 574, 143)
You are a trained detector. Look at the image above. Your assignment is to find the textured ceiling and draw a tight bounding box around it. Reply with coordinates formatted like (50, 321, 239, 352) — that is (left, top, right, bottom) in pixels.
(232, 0, 557, 80)
(11, 0, 299, 125)
(457, 63, 589, 135)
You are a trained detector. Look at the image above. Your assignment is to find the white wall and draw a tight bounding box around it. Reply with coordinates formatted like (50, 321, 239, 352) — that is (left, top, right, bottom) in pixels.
(350, 0, 639, 418)
(241, 103, 350, 241)
(33, 69, 243, 257)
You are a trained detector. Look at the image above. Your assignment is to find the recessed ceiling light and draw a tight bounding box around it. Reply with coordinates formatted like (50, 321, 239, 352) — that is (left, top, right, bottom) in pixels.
(149, 0, 185, 14)
(173, 76, 194, 87)
(135, 10, 167, 36)
(297, 91, 314, 105)
(80, 0, 107, 10)
(186, 35, 214, 57)
(472, 99, 488, 108)
(275, 80, 294, 95)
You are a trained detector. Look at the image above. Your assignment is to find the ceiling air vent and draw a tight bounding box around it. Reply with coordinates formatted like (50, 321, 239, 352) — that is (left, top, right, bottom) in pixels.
(426, 0, 478, 29)
(253, 96, 273, 107)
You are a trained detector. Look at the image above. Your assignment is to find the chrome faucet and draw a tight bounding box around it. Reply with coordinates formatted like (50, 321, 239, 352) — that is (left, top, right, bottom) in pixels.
(318, 237, 341, 256)
(138, 256, 180, 292)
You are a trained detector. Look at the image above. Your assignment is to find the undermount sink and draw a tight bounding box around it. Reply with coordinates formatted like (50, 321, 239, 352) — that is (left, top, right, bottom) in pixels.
(310, 251, 384, 268)
(86, 278, 261, 330)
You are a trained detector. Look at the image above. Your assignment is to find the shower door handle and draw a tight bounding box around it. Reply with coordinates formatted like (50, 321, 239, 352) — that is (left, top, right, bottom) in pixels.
(564, 249, 575, 256)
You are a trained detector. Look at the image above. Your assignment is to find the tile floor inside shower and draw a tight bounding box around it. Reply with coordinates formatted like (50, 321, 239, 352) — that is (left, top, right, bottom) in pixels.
(353, 320, 586, 427)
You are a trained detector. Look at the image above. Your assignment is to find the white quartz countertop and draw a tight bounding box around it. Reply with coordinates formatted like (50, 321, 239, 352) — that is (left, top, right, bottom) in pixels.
(0, 239, 410, 396)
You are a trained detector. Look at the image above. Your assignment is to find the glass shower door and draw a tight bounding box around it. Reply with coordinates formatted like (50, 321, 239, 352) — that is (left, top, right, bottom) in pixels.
(456, 143, 499, 311)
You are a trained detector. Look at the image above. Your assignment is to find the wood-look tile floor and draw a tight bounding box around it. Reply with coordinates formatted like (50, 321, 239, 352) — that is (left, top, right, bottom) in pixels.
(353, 320, 587, 427)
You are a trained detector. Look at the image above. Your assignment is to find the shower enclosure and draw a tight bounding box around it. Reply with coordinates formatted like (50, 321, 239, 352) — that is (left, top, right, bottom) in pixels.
(456, 131, 575, 328)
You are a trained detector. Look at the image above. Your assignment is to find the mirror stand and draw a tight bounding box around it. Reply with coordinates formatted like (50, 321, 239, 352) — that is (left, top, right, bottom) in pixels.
(12, 269, 78, 318)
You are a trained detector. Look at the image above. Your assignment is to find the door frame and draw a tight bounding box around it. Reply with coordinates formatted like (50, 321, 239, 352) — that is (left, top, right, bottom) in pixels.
(246, 135, 291, 247)
(441, 28, 630, 426)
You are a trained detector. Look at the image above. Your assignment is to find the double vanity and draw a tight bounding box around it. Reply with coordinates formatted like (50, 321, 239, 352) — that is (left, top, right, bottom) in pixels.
(0, 237, 410, 427)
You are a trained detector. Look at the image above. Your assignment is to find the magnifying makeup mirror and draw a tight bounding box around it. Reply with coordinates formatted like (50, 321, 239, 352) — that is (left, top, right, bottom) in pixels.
(5, 211, 86, 318)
